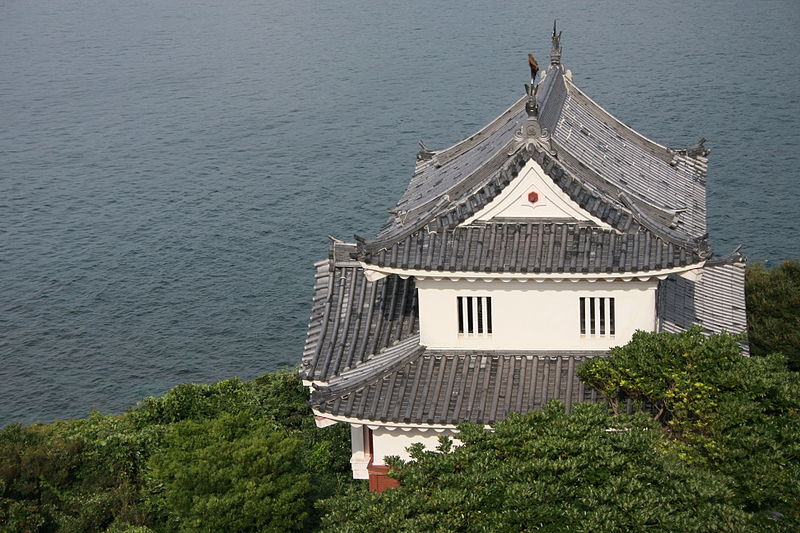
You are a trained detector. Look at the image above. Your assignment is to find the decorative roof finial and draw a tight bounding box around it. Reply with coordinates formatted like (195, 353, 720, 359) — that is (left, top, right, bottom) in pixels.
(524, 83, 538, 117)
(527, 53, 539, 84)
(550, 19, 562, 66)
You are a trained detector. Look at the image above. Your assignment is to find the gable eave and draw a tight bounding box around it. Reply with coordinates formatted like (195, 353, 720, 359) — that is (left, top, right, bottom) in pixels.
(359, 260, 707, 283)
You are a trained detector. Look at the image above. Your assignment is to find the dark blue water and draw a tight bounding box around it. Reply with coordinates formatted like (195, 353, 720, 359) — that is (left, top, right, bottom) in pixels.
(2, 0, 799, 426)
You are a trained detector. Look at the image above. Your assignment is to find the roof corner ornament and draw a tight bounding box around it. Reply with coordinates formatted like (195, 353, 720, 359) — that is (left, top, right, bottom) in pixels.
(697, 238, 712, 261)
(686, 137, 710, 157)
(416, 140, 435, 162)
(550, 20, 563, 66)
(671, 137, 710, 163)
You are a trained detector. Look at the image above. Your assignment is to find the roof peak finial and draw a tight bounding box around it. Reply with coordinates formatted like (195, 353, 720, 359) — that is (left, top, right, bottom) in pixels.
(550, 19, 562, 66)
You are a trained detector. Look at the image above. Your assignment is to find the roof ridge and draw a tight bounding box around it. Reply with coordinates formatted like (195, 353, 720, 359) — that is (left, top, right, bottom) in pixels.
(426, 96, 527, 169)
(361, 146, 529, 254)
(563, 76, 674, 163)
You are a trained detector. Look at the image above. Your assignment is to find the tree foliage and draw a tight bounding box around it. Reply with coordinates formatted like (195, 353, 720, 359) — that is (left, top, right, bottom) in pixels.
(746, 260, 800, 370)
(319, 403, 751, 532)
(579, 328, 800, 527)
(578, 327, 742, 454)
(0, 371, 351, 533)
(147, 413, 312, 533)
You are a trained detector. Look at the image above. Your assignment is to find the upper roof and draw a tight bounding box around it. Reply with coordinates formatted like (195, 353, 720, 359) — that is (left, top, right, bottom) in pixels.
(355, 40, 711, 273)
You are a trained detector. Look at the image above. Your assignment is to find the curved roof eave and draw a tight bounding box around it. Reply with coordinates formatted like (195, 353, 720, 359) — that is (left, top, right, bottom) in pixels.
(359, 261, 707, 282)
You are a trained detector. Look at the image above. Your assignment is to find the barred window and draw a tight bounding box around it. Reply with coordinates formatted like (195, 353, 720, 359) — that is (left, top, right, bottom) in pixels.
(580, 297, 615, 336)
(457, 296, 492, 335)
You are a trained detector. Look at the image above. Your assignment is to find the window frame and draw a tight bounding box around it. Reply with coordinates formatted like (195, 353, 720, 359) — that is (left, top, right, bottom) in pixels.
(457, 296, 493, 335)
(579, 296, 615, 337)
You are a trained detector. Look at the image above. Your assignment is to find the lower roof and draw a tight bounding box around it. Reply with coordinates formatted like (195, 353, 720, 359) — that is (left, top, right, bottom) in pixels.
(303, 242, 747, 426)
(658, 249, 748, 351)
(312, 343, 605, 426)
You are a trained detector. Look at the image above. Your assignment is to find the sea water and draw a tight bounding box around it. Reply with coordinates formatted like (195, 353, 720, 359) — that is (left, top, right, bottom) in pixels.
(1, 0, 799, 426)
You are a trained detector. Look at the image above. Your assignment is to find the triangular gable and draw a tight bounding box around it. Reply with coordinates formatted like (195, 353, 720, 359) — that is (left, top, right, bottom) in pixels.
(462, 158, 613, 229)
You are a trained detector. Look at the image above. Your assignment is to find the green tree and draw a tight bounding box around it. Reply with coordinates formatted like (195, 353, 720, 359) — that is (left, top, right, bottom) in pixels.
(146, 411, 313, 533)
(746, 260, 800, 370)
(1, 371, 352, 533)
(579, 328, 800, 527)
(319, 403, 752, 533)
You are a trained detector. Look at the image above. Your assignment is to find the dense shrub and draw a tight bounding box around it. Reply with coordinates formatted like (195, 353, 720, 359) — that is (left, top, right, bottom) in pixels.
(579, 328, 800, 527)
(146, 412, 313, 533)
(319, 403, 752, 532)
(0, 371, 351, 533)
(746, 260, 800, 370)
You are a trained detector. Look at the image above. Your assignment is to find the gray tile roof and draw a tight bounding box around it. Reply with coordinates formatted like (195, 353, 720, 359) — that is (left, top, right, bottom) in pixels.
(302, 53, 745, 427)
(370, 65, 710, 257)
(312, 345, 604, 425)
(376, 98, 528, 242)
(658, 248, 748, 351)
(552, 75, 707, 239)
(360, 222, 702, 275)
(300, 241, 418, 382)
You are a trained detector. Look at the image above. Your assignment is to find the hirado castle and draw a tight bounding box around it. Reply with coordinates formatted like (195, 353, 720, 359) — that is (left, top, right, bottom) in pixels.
(299, 26, 747, 492)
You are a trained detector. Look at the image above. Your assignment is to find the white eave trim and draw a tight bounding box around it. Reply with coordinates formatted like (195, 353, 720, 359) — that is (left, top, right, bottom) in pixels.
(312, 409, 464, 431)
(360, 261, 706, 283)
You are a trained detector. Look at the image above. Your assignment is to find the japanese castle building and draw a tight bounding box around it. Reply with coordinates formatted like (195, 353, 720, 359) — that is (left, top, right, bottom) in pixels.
(300, 28, 746, 491)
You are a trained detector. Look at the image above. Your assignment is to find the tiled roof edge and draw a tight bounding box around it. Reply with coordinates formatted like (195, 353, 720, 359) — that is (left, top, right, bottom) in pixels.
(564, 76, 675, 164)
(311, 335, 425, 403)
(425, 96, 527, 169)
(299, 257, 334, 379)
(357, 146, 530, 256)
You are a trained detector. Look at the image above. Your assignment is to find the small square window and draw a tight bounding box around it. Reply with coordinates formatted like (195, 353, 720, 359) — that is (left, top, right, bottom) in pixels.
(457, 296, 492, 335)
(580, 297, 615, 336)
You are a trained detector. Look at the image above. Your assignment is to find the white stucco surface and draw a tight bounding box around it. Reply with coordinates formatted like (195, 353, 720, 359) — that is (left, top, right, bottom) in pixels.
(350, 425, 370, 479)
(417, 278, 657, 351)
(370, 427, 458, 465)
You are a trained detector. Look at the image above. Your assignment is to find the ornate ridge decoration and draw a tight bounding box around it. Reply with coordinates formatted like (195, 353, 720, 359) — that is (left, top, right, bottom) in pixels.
(550, 20, 562, 66)
(509, 82, 554, 156)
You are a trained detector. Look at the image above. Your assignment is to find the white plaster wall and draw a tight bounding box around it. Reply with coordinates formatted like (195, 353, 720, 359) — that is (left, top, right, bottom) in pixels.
(417, 278, 657, 351)
(371, 427, 458, 465)
(350, 425, 370, 479)
(463, 159, 611, 228)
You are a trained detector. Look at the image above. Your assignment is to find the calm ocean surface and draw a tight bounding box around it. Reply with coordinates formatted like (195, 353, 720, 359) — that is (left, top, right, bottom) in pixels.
(2, 0, 799, 426)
